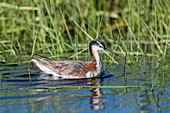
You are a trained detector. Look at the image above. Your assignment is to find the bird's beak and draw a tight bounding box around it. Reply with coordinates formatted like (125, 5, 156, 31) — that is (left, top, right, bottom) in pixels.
(104, 48, 118, 56)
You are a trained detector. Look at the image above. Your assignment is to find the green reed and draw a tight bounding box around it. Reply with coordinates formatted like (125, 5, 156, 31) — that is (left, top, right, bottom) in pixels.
(0, 0, 169, 89)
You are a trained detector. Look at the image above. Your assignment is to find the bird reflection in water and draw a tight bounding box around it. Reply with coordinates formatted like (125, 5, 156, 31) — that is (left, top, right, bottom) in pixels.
(33, 73, 105, 110)
(87, 77, 104, 110)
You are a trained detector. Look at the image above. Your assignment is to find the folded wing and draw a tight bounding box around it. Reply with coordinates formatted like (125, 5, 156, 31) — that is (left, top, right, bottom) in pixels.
(32, 57, 91, 78)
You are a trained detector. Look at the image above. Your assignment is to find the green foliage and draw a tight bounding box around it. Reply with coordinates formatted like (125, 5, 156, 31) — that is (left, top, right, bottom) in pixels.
(0, 0, 169, 89)
(0, 0, 169, 59)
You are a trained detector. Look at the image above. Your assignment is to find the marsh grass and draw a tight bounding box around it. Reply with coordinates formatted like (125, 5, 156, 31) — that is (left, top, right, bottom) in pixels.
(0, 0, 169, 90)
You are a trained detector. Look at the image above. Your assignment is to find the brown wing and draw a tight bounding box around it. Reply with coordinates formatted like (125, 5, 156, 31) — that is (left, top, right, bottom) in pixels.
(32, 57, 90, 78)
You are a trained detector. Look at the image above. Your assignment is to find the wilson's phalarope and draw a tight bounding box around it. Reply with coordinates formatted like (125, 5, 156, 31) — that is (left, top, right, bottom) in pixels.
(32, 39, 117, 78)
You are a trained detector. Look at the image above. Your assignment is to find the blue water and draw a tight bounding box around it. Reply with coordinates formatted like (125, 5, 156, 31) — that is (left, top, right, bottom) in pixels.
(0, 55, 169, 113)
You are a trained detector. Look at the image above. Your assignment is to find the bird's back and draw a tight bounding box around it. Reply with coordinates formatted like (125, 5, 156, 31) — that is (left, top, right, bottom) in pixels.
(32, 57, 98, 78)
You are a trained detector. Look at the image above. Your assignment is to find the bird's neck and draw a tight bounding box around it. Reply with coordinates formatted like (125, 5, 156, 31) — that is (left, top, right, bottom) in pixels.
(91, 50, 103, 74)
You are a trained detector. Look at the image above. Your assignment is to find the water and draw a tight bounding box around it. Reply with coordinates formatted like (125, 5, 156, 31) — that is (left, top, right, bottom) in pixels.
(0, 54, 169, 113)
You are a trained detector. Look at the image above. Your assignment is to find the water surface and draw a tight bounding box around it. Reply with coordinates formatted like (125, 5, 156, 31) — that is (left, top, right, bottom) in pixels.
(0, 54, 169, 113)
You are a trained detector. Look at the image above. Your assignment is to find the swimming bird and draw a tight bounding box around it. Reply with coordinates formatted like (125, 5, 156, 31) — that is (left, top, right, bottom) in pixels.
(32, 39, 117, 78)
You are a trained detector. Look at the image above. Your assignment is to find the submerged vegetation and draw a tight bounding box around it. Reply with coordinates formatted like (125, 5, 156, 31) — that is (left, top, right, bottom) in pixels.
(0, 0, 169, 90)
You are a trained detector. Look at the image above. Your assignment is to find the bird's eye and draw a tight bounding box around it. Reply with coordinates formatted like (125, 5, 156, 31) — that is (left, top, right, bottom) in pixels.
(96, 41, 104, 48)
(97, 43, 101, 47)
